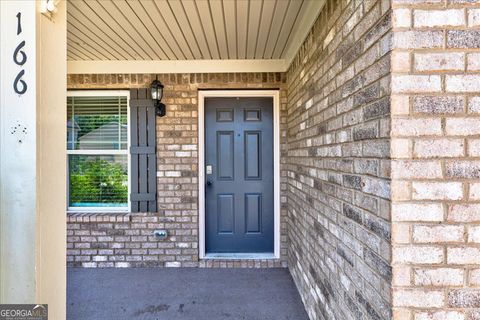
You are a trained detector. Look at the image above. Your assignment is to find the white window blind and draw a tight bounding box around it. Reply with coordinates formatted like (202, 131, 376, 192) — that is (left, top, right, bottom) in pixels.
(67, 96, 127, 151)
(67, 94, 129, 211)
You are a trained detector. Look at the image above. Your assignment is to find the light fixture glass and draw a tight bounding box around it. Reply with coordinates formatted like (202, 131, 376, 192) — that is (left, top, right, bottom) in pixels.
(150, 80, 164, 101)
(150, 80, 166, 117)
(46, 0, 56, 12)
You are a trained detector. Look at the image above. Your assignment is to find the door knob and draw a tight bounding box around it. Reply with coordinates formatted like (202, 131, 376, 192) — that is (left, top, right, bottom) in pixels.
(206, 180, 213, 186)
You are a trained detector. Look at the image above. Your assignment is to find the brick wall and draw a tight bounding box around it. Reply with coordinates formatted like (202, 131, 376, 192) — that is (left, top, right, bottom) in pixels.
(286, 0, 393, 319)
(391, 0, 480, 319)
(67, 73, 288, 268)
(65, 1, 480, 318)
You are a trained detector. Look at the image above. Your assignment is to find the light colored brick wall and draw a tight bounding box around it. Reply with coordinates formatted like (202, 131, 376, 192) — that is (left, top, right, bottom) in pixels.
(391, 0, 480, 319)
(66, 73, 288, 268)
(64, 1, 480, 317)
(286, 0, 393, 319)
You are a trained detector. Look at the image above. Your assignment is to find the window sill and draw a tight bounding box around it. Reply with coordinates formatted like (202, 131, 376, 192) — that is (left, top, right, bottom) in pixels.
(203, 253, 277, 260)
(66, 211, 158, 223)
(67, 212, 130, 223)
(67, 210, 130, 216)
(67, 211, 131, 222)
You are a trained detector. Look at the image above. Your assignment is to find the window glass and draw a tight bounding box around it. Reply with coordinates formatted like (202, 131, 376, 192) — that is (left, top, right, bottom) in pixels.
(67, 94, 129, 211)
(68, 155, 128, 208)
(67, 96, 127, 150)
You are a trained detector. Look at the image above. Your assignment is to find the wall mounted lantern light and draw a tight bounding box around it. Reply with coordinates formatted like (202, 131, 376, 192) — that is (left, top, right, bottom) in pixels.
(151, 79, 166, 117)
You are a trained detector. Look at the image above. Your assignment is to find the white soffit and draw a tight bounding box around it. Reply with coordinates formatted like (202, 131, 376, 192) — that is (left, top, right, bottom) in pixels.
(66, 0, 324, 74)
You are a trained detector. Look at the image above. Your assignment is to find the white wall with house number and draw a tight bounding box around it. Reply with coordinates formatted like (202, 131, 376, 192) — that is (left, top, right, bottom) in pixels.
(0, 0, 37, 303)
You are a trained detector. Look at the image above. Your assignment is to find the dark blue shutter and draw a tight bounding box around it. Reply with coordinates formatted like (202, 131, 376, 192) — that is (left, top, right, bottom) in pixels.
(130, 88, 157, 212)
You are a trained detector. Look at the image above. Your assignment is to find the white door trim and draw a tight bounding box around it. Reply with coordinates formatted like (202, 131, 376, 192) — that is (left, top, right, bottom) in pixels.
(198, 90, 280, 260)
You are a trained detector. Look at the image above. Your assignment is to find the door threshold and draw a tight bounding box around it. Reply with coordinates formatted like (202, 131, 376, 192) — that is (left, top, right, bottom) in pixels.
(204, 253, 276, 260)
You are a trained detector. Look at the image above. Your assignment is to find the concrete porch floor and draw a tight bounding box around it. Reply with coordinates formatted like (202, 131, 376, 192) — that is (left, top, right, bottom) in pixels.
(67, 268, 308, 320)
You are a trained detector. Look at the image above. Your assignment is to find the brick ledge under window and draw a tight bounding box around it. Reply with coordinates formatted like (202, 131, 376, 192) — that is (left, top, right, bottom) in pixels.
(67, 211, 157, 223)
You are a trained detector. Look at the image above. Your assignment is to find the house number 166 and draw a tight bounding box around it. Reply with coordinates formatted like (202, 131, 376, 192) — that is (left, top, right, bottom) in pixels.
(13, 12, 27, 95)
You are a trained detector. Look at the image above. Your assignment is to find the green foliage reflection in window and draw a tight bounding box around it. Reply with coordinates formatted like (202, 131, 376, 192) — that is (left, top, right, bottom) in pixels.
(67, 94, 129, 209)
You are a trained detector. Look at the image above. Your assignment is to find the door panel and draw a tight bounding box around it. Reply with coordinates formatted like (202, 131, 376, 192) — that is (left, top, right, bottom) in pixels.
(217, 194, 234, 234)
(217, 131, 234, 180)
(245, 131, 261, 179)
(205, 97, 274, 253)
(245, 193, 262, 234)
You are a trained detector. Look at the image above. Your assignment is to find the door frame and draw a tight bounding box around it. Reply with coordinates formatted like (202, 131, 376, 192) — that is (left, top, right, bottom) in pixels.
(198, 90, 280, 259)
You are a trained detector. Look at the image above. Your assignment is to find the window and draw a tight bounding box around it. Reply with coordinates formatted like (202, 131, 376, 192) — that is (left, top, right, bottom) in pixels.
(67, 91, 130, 212)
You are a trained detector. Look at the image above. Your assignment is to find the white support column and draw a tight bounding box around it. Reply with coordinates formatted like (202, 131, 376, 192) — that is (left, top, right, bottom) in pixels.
(0, 0, 38, 303)
(0, 1, 66, 318)
(35, 1, 67, 318)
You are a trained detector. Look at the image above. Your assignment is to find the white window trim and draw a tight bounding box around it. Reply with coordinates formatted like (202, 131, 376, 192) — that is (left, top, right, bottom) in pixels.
(198, 90, 281, 260)
(66, 90, 131, 213)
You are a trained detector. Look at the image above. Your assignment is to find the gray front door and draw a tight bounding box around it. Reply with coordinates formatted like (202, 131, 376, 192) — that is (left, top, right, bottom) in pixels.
(205, 97, 274, 253)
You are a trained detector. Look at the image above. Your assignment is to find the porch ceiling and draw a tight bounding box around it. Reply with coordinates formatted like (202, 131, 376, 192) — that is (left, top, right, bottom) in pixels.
(66, 0, 324, 74)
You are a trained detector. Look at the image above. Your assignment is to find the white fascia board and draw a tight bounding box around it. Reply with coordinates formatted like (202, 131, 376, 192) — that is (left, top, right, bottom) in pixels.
(283, 0, 326, 68)
(67, 59, 288, 74)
